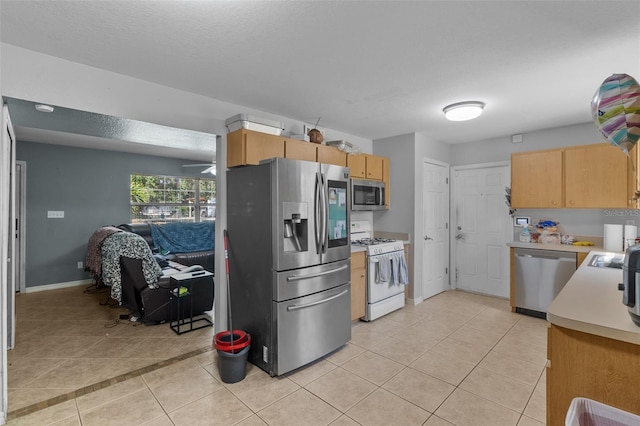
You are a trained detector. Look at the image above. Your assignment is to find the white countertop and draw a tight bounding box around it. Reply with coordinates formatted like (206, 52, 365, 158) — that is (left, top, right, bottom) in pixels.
(508, 241, 602, 253)
(547, 250, 640, 345)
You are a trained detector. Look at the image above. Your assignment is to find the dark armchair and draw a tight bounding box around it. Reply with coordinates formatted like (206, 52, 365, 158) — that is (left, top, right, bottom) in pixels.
(120, 257, 214, 324)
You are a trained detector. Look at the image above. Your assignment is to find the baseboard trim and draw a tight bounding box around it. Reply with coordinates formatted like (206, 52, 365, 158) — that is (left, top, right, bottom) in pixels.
(25, 279, 94, 293)
(406, 296, 423, 306)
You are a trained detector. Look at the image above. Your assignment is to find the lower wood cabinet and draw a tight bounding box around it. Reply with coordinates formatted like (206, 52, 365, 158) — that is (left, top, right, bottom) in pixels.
(547, 324, 640, 425)
(350, 251, 366, 320)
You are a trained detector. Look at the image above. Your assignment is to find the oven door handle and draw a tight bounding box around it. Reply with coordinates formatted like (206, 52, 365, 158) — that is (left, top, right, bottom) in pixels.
(286, 289, 348, 311)
(286, 264, 349, 281)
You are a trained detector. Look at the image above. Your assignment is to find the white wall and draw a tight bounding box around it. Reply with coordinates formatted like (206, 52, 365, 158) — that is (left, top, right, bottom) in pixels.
(1, 43, 373, 153)
(0, 43, 374, 335)
(450, 122, 604, 166)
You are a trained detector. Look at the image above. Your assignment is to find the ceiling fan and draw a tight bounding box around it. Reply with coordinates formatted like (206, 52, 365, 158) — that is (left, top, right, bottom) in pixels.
(182, 162, 216, 175)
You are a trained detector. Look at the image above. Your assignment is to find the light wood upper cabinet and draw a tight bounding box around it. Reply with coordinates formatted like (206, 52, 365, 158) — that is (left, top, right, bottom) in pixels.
(511, 149, 563, 208)
(227, 129, 285, 167)
(565, 144, 629, 208)
(317, 144, 347, 167)
(348, 154, 385, 181)
(347, 155, 367, 178)
(227, 129, 349, 168)
(511, 143, 638, 209)
(350, 251, 366, 321)
(284, 139, 316, 162)
(365, 155, 384, 180)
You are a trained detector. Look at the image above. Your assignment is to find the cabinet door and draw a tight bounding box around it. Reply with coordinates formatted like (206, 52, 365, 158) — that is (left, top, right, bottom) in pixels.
(317, 144, 347, 167)
(227, 129, 285, 167)
(285, 139, 316, 162)
(347, 154, 366, 178)
(350, 252, 366, 320)
(365, 155, 384, 180)
(565, 144, 628, 208)
(383, 157, 390, 207)
(511, 150, 563, 208)
(628, 145, 639, 209)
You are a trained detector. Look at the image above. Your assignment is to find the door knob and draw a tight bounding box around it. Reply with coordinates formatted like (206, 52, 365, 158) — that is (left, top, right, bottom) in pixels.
(456, 234, 465, 240)
(424, 235, 433, 241)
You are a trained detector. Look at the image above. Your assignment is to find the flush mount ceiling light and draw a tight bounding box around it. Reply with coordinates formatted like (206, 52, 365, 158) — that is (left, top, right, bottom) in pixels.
(34, 104, 55, 113)
(443, 101, 485, 121)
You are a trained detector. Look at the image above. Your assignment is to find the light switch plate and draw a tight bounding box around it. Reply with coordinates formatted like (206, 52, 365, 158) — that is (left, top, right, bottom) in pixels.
(47, 210, 64, 219)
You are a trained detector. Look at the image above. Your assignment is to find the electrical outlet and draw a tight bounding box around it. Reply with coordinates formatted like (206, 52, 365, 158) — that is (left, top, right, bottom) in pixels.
(47, 210, 64, 219)
(77, 261, 83, 269)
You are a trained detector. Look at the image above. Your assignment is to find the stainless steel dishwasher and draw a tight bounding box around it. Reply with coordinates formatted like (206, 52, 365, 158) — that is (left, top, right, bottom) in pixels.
(513, 248, 577, 318)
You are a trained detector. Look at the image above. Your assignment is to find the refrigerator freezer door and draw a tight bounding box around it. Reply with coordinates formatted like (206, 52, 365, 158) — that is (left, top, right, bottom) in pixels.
(273, 258, 350, 302)
(274, 282, 351, 375)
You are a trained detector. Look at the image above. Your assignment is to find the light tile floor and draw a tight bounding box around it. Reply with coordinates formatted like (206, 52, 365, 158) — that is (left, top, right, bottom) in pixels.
(8, 284, 215, 416)
(7, 288, 548, 425)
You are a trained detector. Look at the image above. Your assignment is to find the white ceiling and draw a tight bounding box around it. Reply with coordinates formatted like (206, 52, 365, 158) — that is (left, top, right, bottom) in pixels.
(1, 0, 640, 148)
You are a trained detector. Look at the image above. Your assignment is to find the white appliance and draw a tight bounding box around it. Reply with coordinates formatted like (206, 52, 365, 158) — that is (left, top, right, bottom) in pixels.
(351, 221, 406, 321)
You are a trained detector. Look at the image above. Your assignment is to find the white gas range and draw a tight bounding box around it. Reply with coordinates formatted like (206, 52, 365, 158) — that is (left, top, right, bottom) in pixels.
(351, 221, 407, 321)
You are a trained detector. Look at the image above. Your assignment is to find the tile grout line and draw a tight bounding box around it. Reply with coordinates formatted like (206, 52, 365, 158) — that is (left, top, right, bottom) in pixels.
(6, 345, 214, 421)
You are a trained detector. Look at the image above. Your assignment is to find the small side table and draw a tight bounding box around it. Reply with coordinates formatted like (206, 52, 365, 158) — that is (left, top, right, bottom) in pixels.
(169, 271, 214, 335)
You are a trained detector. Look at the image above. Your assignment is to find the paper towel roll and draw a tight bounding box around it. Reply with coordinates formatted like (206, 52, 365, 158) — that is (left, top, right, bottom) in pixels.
(604, 224, 624, 252)
(625, 225, 638, 250)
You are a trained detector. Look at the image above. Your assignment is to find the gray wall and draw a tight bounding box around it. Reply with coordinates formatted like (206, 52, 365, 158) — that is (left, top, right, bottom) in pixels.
(17, 140, 209, 288)
(372, 133, 416, 235)
(372, 132, 452, 301)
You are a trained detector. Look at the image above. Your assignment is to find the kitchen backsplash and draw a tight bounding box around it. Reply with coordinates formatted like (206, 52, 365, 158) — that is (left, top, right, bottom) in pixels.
(516, 208, 640, 238)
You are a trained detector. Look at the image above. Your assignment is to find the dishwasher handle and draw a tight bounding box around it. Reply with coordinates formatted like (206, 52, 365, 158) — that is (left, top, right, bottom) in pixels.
(514, 250, 576, 262)
(515, 253, 575, 261)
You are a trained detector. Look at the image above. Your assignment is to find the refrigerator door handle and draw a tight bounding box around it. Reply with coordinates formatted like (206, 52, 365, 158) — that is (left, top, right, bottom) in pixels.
(320, 172, 328, 253)
(314, 172, 321, 253)
(286, 264, 349, 281)
(286, 289, 349, 311)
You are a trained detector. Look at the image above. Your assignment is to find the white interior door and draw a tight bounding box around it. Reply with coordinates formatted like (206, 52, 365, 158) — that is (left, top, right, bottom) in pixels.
(14, 162, 26, 294)
(453, 164, 511, 298)
(422, 160, 450, 300)
(1, 104, 17, 422)
(3, 107, 16, 350)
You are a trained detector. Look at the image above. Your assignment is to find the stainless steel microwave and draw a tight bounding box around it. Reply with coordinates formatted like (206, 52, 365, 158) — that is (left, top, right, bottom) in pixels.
(351, 178, 386, 211)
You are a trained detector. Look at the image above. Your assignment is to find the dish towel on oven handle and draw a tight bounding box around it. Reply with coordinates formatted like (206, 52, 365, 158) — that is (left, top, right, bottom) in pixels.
(375, 252, 409, 285)
(392, 251, 409, 285)
(376, 256, 392, 283)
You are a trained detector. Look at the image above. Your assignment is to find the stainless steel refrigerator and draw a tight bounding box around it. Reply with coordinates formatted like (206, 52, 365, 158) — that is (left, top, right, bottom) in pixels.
(227, 157, 351, 376)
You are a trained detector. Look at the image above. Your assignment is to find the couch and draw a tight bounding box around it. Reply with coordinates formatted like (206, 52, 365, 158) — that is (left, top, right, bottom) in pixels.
(85, 222, 215, 325)
(117, 222, 214, 273)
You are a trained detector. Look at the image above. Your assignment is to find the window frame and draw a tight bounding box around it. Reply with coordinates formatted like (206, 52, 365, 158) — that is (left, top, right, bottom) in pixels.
(130, 173, 216, 223)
